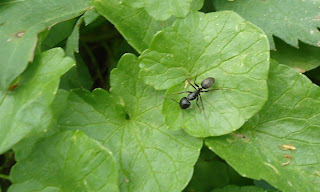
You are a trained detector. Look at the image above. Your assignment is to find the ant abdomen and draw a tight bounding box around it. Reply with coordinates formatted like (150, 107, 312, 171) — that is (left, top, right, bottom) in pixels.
(201, 77, 215, 89)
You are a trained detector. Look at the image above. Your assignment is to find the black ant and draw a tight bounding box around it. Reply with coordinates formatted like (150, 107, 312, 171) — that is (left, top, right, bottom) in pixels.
(165, 76, 228, 127)
(170, 76, 226, 113)
(177, 76, 216, 111)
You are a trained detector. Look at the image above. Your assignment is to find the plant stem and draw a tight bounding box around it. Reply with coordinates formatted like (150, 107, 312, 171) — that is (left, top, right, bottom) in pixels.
(0, 174, 10, 180)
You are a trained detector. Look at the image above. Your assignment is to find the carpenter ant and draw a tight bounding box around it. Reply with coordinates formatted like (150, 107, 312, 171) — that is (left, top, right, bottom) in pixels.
(171, 76, 222, 112)
(165, 76, 228, 127)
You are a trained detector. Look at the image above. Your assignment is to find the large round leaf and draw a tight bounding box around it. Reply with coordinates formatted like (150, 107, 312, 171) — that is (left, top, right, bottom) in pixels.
(140, 11, 269, 137)
(9, 131, 119, 192)
(206, 62, 320, 191)
(55, 54, 202, 191)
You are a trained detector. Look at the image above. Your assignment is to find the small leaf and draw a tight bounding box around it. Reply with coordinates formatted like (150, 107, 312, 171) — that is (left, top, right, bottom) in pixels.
(213, 0, 320, 49)
(206, 62, 320, 191)
(140, 11, 269, 137)
(271, 38, 320, 72)
(55, 54, 202, 191)
(83, 8, 100, 25)
(0, 48, 74, 154)
(92, 0, 176, 53)
(9, 131, 119, 192)
(41, 19, 77, 51)
(65, 8, 98, 58)
(0, 0, 91, 91)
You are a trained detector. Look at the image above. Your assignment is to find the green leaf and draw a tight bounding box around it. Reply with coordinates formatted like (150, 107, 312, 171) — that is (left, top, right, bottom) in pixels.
(139, 11, 269, 137)
(185, 147, 253, 192)
(271, 38, 320, 72)
(254, 180, 278, 191)
(59, 54, 93, 90)
(125, 0, 194, 21)
(65, 8, 99, 58)
(206, 62, 320, 192)
(211, 185, 266, 192)
(213, 0, 320, 49)
(0, 0, 91, 91)
(0, 48, 74, 154)
(9, 131, 119, 192)
(41, 19, 77, 51)
(83, 8, 100, 26)
(55, 54, 203, 191)
(190, 0, 205, 11)
(92, 0, 176, 53)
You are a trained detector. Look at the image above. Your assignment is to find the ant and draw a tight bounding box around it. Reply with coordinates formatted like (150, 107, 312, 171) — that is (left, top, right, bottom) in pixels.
(177, 76, 215, 111)
(170, 76, 224, 112)
(165, 75, 228, 127)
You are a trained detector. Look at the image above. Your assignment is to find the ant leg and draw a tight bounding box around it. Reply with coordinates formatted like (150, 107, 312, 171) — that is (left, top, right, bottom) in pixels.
(195, 96, 201, 112)
(164, 97, 179, 104)
(193, 73, 200, 88)
(199, 94, 205, 111)
(186, 79, 198, 90)
(168, 91, 192, 95)
(199, 94, 207, 118)
(201, 88, 231, 93)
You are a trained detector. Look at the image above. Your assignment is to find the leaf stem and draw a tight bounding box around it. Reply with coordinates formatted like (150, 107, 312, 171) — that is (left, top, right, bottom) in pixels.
(81, 42, 105, 88)
(0, 174, 10, 180)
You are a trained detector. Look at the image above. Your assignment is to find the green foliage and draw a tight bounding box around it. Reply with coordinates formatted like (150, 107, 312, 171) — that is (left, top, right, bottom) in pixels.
(211, 185, 267, 192)
(206, 61, 320, 192)
(10, 131, 119, 192)
(271, 37, 320, 72)
(0, 0, 319, 191)
(213, 0, 320, 49)
(53, 54, 202, 191)
(0, 0, 91, 91)
(0, 48, 74, 154)
(139, 11, 269, 136)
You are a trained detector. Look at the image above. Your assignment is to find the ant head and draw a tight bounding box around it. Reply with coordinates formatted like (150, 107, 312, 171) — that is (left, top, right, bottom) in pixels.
(201, 77, 215, 89)
(179, 97, 191, 109)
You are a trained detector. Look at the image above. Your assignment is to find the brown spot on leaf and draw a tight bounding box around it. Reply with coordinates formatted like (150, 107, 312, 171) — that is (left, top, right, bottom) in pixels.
(283, 155, 292, 159)
(231, 133, 249, 142)
(8, 84, 18, 90)
(279, 144, 296, 151)
(16, 31, 25, 38)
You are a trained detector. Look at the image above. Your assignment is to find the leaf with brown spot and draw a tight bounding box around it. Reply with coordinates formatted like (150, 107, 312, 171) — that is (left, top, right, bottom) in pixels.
(0, 0, 91, 91)
(206, 61, 320, 191)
